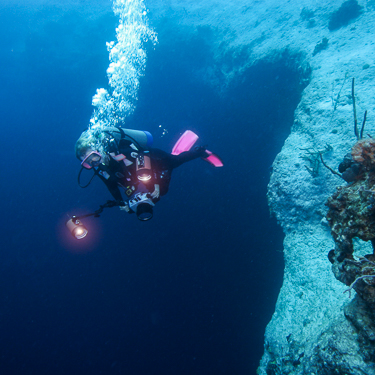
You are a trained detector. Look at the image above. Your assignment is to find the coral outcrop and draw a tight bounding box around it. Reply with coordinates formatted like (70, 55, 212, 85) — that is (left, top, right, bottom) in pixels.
(327, 138, 375, 306)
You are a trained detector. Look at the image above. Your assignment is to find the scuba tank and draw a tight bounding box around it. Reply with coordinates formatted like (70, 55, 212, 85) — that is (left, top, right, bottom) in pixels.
(105, 127, 153, 151)
(121, 128, 153, 149)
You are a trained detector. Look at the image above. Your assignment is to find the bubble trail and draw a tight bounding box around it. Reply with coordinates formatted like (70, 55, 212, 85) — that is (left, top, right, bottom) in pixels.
(89, 0, 157, 131)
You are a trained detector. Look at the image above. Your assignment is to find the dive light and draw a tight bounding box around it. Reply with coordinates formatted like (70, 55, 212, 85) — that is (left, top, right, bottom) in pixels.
(65, 200, 120, 240)
(65, 194, 155, 240)
(66, 216, 88, 240)
(136, 154, 152, 182)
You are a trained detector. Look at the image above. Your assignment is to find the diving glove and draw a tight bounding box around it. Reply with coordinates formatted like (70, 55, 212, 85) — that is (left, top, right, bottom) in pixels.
(119, 203, 131, 213)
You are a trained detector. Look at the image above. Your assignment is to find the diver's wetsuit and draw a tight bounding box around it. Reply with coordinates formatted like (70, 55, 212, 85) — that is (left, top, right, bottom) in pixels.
(148, 148, 205, 195)
(96, 147, 205, 204)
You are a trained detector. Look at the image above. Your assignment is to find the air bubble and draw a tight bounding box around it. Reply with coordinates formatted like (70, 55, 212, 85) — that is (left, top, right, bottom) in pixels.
(88, 0, 157, 134)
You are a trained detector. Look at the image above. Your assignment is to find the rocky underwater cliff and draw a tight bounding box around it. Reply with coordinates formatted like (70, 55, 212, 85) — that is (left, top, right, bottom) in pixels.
(259, 1, 375, 373)
(148, 0, 375, 373)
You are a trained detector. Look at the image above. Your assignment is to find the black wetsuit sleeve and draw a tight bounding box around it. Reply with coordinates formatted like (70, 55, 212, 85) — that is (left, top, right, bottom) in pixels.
(97, 174, 123, 203)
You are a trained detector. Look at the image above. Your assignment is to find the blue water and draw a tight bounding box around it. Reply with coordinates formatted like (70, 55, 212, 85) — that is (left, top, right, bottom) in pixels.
(0, 1, 307, 374)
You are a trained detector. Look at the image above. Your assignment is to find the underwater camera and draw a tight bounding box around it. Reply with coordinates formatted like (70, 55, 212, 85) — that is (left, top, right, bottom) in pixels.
(128, 192, 155, 221)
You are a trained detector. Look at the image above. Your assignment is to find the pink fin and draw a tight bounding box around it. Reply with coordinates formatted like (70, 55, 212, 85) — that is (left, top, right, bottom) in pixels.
(171, 130, 199, 155)
(203, 150, 224, 167)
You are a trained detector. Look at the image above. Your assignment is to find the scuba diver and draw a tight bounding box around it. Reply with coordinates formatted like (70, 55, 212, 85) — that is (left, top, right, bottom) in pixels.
(75, 126, 223, 221)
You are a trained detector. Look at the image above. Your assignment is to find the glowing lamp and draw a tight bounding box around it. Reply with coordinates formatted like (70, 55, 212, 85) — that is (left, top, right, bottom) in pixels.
(136, 155, 152, 182)
(66, 217, 88, 240)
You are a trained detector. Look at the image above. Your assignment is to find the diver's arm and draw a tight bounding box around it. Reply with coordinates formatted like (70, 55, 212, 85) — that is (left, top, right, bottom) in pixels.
(97, 174, 134, 213)
(97, 174, 123, 202)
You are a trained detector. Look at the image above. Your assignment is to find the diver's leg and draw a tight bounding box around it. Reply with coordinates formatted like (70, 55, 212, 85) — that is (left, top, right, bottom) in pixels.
(150, 147, 205, 169)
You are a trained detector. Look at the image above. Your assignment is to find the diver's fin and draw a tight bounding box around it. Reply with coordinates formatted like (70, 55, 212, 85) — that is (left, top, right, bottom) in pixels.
(171, 130, 199, 155)
(203, 150, 224, 167)
(172, 130, 223, 167)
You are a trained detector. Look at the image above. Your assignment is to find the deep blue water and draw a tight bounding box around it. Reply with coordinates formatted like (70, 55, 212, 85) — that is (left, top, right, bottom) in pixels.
(1, 2, 307, 374)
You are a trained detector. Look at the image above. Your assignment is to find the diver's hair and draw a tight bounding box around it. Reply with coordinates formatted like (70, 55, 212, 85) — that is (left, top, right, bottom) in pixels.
(75, 130, 97, 160)
(75, 126, 121, 159)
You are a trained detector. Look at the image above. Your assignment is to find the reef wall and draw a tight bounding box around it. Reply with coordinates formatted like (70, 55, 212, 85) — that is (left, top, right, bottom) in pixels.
(258, 1, 375, 373)
(148, 0, 375, 373)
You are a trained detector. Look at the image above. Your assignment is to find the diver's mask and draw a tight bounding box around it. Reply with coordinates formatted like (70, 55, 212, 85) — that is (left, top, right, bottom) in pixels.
(81, 151, 102, 169)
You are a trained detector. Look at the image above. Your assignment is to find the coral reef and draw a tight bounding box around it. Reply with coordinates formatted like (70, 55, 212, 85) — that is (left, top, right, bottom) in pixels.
(326, 138, 375, 307)
(352, 138, 375, 166)
(262, 306, 375, 375)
